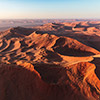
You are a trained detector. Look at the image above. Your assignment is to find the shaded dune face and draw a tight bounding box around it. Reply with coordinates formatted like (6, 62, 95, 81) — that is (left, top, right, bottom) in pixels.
(34, 63, 66, 84)
(91, 58, 100, 79)
(52, 37, 98, 56)
(0, 27, 35, 39)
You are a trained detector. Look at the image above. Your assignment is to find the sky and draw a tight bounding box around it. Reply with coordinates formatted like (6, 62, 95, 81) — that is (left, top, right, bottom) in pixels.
(0, 0, 100, 19)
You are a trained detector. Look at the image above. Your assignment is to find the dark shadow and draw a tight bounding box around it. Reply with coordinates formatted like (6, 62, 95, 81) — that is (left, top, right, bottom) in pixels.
(10, 26, 36, 36)
(90, 58, 100, 79)
(34, 63, 66, 84)
(53, 38, 95, 57)
(63, 26, 72, 30)
(2, 41, 14, 52)
(0, 39, 7, 50)
(45, 50, 63, 62)
(53, 46, 95, 57)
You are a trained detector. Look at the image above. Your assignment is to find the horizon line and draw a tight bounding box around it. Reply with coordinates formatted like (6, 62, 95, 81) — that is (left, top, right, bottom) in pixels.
(0, 18, 100, 20)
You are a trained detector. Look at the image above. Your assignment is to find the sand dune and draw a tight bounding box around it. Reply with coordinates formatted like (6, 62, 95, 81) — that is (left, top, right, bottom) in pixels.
(33, 21, 100, 51)
(0, 28, 99, 64)
(0, 22, 100, 100)
(0, 61, 99, 100)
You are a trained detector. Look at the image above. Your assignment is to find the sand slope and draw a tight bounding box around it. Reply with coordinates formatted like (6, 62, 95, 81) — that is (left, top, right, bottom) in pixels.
(0, 62, 99, 100)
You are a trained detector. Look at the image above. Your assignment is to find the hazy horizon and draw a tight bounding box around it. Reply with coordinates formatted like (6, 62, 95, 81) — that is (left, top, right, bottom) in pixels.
(1, 18, 100, 20)
(0, 0, 100, 19)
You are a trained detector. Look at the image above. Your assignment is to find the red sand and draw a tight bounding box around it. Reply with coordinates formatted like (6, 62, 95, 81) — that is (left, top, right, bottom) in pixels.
(0, 21, 100, 100)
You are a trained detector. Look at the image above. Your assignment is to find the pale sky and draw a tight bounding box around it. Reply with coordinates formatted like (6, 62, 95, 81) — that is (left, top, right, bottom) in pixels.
(0, 0, 100, 19)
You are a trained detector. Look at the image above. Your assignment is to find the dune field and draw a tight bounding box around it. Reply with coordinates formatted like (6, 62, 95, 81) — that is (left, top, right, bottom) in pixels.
(0, 21, 100, 100)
